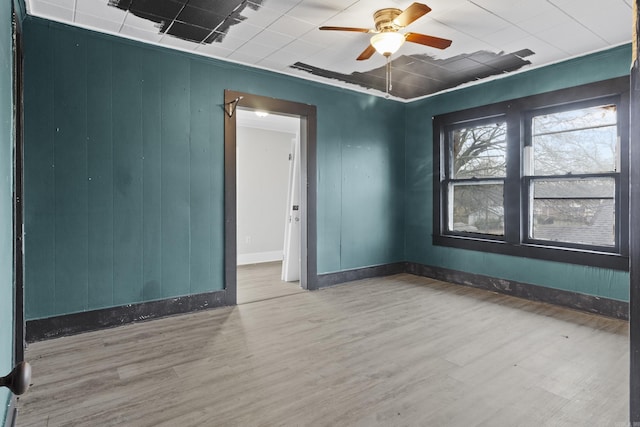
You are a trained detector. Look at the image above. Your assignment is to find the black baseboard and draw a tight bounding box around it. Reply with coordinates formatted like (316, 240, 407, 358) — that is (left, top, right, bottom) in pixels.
(4, 395, 17, 427)
(406, 262, 629, 320)
(25, 262, 628, 342)
(26, 290, 228, 342)
(317, 262, 405, 288)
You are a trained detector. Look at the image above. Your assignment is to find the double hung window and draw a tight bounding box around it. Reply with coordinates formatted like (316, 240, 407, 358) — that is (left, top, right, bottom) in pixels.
(434, 77, 629, 270)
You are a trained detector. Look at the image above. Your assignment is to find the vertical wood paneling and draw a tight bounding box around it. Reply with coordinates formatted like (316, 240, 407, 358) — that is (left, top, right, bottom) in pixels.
(189, 61, 213, 294)
(160, 58, 191, 298)
(140, 50, 163, 301)
(86, 37, 114, 309)
(315, 100, 343, 273)
(209, 68, 225, 292)
(112, 44, 143, 305)
(24, 19, 629, 321)
(52, 27, 88, 315)
(23, 22, 55, 319)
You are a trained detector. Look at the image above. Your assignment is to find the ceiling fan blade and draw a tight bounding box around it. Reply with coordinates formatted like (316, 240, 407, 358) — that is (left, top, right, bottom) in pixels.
(405, 32, 452, 49)
(319, 26, 372, 33)
(394, 2, 431, 27)
(356, 44, 376, 61)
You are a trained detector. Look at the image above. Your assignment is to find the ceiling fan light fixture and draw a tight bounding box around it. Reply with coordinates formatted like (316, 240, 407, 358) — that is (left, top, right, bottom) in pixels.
(370, 32, 405, 56)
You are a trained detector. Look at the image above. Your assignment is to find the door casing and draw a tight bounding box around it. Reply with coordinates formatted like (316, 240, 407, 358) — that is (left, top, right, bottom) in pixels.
(223, 90, 317, 304)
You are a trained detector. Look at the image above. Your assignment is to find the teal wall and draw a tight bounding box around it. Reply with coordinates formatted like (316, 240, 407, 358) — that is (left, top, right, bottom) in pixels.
(405, 45, 632, 302)
(22, 18, 406, 320)
(0, 0, 14, 422)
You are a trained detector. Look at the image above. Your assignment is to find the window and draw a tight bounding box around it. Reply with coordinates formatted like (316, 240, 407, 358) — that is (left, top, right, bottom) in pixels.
(448, 120, 507, 235)
(434, 77, 629, 270)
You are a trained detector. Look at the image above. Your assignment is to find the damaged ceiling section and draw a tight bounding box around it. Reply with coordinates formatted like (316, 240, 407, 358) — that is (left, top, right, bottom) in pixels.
(291, 49, 535, 100)
(107, 0, 263, 44)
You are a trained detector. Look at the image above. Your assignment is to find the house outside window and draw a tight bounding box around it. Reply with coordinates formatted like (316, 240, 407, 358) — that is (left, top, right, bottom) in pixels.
(433, 77, 629, 270)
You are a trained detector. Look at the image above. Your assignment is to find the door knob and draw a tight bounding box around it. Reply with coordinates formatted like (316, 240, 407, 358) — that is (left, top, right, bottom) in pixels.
(0, 361, 31, 395)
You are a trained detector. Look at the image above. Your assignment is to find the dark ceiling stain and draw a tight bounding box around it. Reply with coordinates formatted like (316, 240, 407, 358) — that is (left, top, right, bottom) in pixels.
(291, 49, 535, 99)
(108, 0, 263, 44)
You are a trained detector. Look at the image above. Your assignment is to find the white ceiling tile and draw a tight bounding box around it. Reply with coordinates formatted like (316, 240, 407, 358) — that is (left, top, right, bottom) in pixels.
(233, 39, 278, 59)
(119, 24, 163, 44)
(298, 0, 355, 12)
(433, 3, 512, 39)
(214, 31, 250, 51)
(241, 4, 282, 28)
(257, 47, 301, 66)
(74, 11, 124, 33)
(251, 28, 297, 48)
(159, 35, 200, 51)
(253, 58, 292, 71)
(122, 11, 163, 34)
(412, 0, 469, 19)
(500, 36, 566, 66)
(257, 0, 304, 14)
(30, 0, 73, 21)
(225, 21, 264, 40)
(469, 0, 556, 25)
(267, 15, 317, 38)
(535, 20, 609, 56)
(279, 37, 325, 57)
(193, 42, 234, 58)
(479, 26, 531, 51)
(299, 26, 361, 46)
(319, 8, 374, 30)
(226, 49, 264, 64)
(548, 0, 631, 44)
(76, 0, 127, 24)
(285, 2, 342, 26)
(39, 0, 73, 10)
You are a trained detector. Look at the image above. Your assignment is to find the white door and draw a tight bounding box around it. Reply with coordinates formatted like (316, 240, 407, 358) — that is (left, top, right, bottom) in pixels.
(282, 136, 301, 282)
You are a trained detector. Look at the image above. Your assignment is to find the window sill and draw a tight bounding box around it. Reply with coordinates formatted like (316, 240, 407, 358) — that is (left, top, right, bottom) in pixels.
(433, 234, 629, 271)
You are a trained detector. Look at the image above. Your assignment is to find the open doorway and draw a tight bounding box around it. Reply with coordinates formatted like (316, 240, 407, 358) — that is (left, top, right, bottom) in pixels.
(235, 108, 303, 303)
(223, 90, 318, 306)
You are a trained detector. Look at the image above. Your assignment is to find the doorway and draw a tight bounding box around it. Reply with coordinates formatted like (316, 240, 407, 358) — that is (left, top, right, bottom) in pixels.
(223, 90, 318, 305)
(235, 108, 303, 303)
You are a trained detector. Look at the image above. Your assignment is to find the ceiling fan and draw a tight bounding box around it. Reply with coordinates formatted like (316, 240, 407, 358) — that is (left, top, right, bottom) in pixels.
(319, 2, 452, 61)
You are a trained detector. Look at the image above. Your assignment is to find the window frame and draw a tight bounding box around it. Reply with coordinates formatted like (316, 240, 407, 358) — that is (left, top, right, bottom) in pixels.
(444, 116, 508, 237)
(433, 77, 629, 271)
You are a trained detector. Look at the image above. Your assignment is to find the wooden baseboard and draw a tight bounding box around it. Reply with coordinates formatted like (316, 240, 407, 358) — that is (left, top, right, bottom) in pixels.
(405, 262, 629, 320)
(316, 262, 405, 288)
(237, 251, 283, 265)
(26, 290, 228, 342)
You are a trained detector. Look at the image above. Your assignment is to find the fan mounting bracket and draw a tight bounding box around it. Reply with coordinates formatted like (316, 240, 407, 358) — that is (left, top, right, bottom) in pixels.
(374, 8, 403, 32)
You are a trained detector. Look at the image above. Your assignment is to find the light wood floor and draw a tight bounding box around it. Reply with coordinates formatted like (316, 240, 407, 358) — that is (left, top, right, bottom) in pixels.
(237, 261, 304, 304)
(16, 273, 629, 426)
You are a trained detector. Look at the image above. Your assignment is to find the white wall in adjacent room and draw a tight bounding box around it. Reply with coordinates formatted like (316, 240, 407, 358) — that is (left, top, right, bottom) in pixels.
(236, 124, 295, 265)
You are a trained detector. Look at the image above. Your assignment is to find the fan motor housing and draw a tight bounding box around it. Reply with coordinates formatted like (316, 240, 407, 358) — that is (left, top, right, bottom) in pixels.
(374, 8, 402, 32)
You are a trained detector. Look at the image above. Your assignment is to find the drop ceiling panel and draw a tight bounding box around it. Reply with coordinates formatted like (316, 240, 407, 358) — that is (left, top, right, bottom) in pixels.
(25, 0, 632, 101)
(549, 0, 631, 44)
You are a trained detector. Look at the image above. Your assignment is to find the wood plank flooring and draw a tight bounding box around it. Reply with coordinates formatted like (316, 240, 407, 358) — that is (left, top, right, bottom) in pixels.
(16, 273, 629, 426)
(237, 261, 304, 304)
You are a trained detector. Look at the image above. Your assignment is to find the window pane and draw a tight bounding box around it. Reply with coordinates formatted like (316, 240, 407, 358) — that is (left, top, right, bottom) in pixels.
(532, 105, 617, 175)
(452, 122, 507, 179)
(450, 183, 504, 235)
(533, 178, 615, 199)
(531, 178, 615, 246)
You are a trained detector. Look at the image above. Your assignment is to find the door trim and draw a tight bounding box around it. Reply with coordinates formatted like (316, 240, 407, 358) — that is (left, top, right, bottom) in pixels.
(223, 90, 318, 304)
(12, 6, 24, 364)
